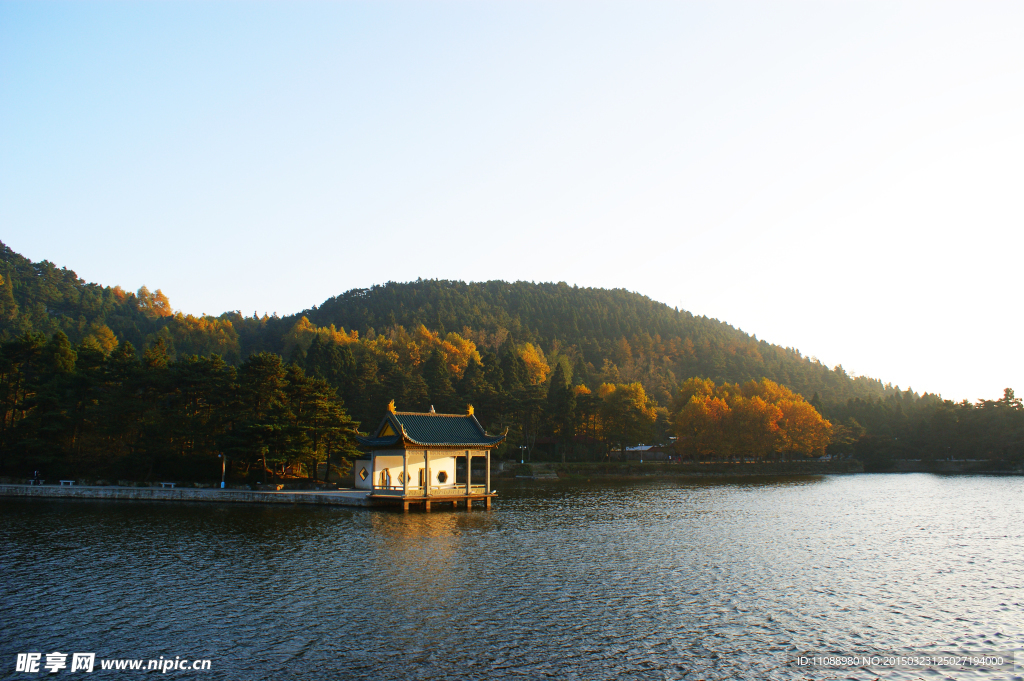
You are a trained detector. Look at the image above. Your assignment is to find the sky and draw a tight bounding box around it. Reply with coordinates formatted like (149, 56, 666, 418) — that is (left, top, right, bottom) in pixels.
(1, 1, 1022, 403)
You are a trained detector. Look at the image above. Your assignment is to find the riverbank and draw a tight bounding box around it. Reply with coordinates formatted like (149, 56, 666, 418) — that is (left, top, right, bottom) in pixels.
(0, 484, 372, 507)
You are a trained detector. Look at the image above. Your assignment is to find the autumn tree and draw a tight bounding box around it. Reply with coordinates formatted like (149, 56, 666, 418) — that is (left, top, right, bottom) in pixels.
(517, 343, 550, 385)
(599, 382, 657, 459)
(674, 392, 732, 461)
(672, 378, 832, 461)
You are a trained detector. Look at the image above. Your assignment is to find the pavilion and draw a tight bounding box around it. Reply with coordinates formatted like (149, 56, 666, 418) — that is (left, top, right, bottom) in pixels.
(354, 401, 506, 511)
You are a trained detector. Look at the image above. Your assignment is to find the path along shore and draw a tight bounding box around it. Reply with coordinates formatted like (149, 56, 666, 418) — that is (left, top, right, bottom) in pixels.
(0, 484, 372, 507)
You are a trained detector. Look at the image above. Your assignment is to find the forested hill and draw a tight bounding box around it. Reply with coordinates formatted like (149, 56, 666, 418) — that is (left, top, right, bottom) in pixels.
(0, 240, 890, 408)
(0, 241, 284, 363)
(5, 241, 1020, 479)
(301, 280, 888, 406)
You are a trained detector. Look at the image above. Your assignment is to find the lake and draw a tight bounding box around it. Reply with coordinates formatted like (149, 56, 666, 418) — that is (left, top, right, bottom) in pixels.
(1, 474, 1021, 680)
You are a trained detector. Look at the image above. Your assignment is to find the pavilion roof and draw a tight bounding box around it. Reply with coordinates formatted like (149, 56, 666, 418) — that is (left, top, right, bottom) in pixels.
(356, 409, 507, 449)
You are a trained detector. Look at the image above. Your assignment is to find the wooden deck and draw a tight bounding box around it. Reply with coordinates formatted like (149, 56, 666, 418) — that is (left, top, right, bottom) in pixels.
(370, 492, 496, 512)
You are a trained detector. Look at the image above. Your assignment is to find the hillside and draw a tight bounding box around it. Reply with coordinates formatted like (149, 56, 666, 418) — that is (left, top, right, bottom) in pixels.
(0, 240, 286, 363)
(0, 242, 889, 411)
(2, 241, 1020, 480)
(0, 243, 893, 410)
(302, 280, 888, 407)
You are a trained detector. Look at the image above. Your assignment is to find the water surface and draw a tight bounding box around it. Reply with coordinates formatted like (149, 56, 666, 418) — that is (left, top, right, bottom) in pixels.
(2, 474, 1021, 679)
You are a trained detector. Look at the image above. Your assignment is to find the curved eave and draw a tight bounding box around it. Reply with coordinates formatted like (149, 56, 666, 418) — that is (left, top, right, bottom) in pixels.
(400, 435, 507, 448)
(355, 435, 403, 448)
(356, 429, 508, 450)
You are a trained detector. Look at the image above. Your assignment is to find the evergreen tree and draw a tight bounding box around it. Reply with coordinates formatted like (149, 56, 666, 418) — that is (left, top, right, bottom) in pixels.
(546, 362, 576, 461)
(222, 352, 289, 483)
(423, 348, 456, 412)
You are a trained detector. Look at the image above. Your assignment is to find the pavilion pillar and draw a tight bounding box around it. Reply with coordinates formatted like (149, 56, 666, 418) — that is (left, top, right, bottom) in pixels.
(424, 449, 430, 498)
(485, 450, 491, 496)
(371, 452, 376, 492)
(402, 450, 408, 497)
(466, 450, 471, 496)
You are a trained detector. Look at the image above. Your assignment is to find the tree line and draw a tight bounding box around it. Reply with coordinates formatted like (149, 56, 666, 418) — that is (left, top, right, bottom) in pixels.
(0, 331, 359, 483)
(1, 325, 1020, 482)
(820, 388, 1024, 470)
(1, 241, 895, 410)
(1, 242, 1020, 481)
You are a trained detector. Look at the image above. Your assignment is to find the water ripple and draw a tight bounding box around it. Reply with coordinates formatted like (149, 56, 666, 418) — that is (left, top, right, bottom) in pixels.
(1, 474, 1022, 680)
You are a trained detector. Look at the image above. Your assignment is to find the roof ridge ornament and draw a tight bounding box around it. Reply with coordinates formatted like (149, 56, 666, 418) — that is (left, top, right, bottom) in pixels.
(467, 404, 474, 416)
(387, 399, 396, 414)
(429, 405, 436, 413)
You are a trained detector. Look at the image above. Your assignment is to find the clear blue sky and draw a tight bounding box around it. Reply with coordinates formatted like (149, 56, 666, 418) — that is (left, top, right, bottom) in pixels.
(2, 1, 1022, 402)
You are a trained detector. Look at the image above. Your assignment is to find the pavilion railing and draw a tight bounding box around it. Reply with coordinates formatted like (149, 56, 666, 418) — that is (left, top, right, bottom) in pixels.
(371, 484, 490, 497)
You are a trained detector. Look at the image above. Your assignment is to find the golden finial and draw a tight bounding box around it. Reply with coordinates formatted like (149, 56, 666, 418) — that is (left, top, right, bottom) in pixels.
(387, 399, 396, 414)
(467, 404, 475, 416)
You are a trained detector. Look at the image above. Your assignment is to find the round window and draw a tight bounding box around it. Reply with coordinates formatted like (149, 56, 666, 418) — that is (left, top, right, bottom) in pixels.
(437, 471, 448, 483)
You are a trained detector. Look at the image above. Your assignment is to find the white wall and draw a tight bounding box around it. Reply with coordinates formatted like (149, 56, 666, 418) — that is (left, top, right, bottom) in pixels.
(358, 450, 488, 493)
(364, 450, 459, 492)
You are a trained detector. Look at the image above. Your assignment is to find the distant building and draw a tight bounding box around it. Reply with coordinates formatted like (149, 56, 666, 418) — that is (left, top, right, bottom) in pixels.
(354, 401, 506, 511)
(623, 444, 671, 461)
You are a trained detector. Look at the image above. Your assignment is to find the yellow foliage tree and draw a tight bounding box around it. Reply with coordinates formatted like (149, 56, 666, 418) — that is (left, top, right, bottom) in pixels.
(283, 316, 359, 357)
(730, 395, 782, 460)
(674, 393, 732, 460)
(168, 313, 241, 360)
(674, 377, 718, 408)
(517, 343, 550, 385)
(136, 286, 174, 318)
(84, 322, 119, 355)
(362, 324, 480, 379)
(777, 399, 832, 455)
(740, 378, 793, 404)
(672, 378, 831, 461)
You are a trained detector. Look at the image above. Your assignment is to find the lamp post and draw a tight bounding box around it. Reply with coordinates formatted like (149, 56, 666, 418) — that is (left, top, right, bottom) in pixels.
(519, 445, 526, 465)
(218, 454, 226, 489)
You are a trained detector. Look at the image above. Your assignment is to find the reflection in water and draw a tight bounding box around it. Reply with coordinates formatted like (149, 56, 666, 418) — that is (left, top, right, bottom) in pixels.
(1, 474, 1022, 680)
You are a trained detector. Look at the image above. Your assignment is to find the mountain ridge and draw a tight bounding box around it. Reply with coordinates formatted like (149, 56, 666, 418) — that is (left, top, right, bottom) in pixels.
(0, 240, 890, 408)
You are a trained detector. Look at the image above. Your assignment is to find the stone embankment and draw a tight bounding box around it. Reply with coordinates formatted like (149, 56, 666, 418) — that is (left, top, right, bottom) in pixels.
(0, 484, 371, 507)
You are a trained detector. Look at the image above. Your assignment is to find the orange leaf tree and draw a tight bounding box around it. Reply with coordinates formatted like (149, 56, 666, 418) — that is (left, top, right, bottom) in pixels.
(672, 378, 831, 461)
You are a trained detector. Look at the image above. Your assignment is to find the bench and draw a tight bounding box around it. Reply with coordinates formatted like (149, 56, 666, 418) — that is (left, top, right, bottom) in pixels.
(159, 482, 176, 489)
(29, 479, 45, 486)
(59, 480, 75, 486)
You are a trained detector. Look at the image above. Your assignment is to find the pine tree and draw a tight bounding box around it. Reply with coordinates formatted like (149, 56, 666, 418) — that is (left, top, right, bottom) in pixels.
(423, 348, 456, 412)
(546, 362, 576, 461)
